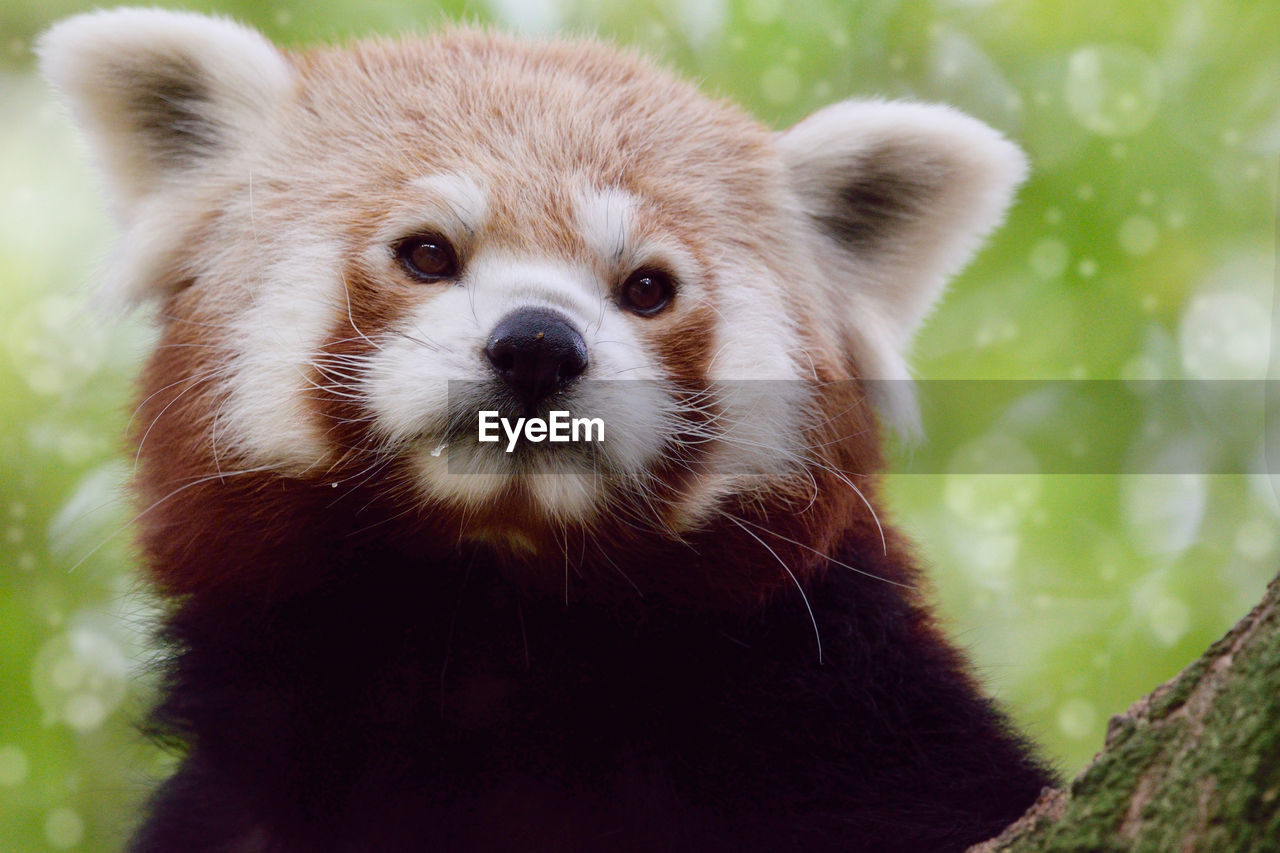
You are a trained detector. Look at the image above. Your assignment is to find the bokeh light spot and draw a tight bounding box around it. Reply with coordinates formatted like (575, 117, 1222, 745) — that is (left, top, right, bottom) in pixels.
(484, 0, 562, 34)
(1057, 698, 1097, 740)
(1235, 519, 1275, 559)
(1118, 216, 1158, 256)
(1064, 44, 1162, 137)
(7, 297, 109, 397)
(761, 64, 800, 104)
(1124, 474, 1206, 556)
(945, 436, 1041, 532)
(44, 807, 84, 850)
(1147, 595, 1192, 646)
(32, 624, 128, 732)
(744, 0, 782, 25)
(0, 745, 29, 787)
(1030, 238, 1069, 279)
(1180, 292, 1270, 379)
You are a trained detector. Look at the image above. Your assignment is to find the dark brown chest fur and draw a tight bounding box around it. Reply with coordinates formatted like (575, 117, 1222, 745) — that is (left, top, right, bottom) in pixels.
(129, 531, 1053, 853)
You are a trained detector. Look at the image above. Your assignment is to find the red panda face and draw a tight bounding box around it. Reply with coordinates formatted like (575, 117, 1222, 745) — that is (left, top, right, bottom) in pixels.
(40, 10, 1025, 569)
(149, 35, 821, 542)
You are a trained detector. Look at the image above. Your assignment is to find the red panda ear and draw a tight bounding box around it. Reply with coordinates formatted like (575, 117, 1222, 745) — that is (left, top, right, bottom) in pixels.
(777, 100, 1027, 432)
(39, 8, 293, 217)
(38, 9, 294, 306)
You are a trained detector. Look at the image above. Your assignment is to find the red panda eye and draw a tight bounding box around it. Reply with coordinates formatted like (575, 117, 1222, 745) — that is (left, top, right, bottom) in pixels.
(395, 233, 459, 282)
(620, 268, 675, 315)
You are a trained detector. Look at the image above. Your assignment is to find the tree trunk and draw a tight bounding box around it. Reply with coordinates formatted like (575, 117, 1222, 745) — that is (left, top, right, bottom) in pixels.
(970, 572, 1280, 852)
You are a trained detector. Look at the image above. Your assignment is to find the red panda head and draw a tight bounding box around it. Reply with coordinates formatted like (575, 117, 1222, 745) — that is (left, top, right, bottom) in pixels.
(41, 9, 1025, 604)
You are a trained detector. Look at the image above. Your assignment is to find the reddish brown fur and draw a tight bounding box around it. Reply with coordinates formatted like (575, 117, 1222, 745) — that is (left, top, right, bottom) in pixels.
(44, 12, 1052, 850)
(134, 300, 890, 614)
(125, 30, 882, 611)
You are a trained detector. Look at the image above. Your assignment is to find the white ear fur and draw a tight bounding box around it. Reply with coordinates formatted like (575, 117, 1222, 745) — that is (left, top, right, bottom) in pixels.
(39, 9, 294, 306)
(778, 100, 1027, 431)
(39, 8, 294, 217)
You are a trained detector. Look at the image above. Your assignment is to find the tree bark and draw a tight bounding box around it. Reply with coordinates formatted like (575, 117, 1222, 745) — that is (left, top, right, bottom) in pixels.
(970, 571, 1280, 852)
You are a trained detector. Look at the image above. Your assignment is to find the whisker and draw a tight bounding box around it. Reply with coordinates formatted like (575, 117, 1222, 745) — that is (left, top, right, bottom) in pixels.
(67, 465, 278, 575)
(726, 515, 823, 665)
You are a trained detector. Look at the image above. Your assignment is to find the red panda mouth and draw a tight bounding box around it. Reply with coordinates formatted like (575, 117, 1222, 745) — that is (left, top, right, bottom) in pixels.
(417, 382, 610, 471)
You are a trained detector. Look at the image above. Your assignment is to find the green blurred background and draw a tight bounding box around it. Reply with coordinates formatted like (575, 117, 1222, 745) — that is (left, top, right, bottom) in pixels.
(1, 0, 1277, 849)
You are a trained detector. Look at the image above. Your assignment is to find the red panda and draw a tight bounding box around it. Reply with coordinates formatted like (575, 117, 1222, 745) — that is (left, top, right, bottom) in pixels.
(41, 9, 1054, 852)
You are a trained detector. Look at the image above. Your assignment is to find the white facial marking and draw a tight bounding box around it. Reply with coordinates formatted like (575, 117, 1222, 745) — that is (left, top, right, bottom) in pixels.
(363, 172, 490, 272)
(575, 187, 636, 263)
(405, 173, 489, 236)
(468, 254, 601, 325)
(218, 236, 343, 472)
(364, 246, 674, 520)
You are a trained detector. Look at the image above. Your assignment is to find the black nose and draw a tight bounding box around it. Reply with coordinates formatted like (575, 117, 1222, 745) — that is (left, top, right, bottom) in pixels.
(484, 308, 588, 407)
